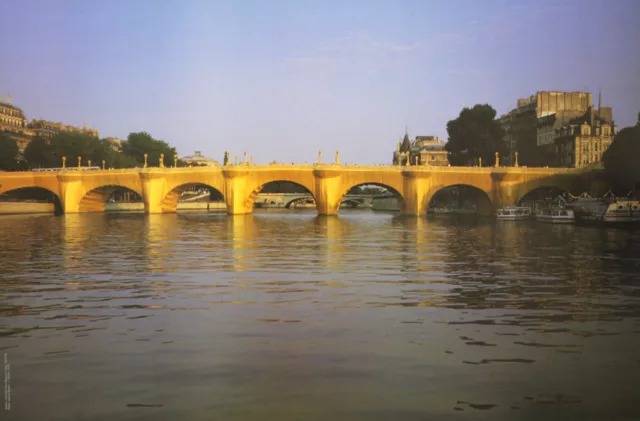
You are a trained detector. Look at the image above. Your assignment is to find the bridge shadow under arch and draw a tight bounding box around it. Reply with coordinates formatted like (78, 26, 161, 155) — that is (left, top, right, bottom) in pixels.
(427, 184, 493, 216)
(162, 183, 225, 213)
(79, 185, 144, 212)
(517, 186, 569, 207)
(0, 186, 63, 215)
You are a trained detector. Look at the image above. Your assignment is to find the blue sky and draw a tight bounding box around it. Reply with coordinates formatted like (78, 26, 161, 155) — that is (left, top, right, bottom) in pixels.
(1, 0, 639, 164)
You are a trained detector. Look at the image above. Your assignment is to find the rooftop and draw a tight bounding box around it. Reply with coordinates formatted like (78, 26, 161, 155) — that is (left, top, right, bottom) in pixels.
(181, 151, 220, 166)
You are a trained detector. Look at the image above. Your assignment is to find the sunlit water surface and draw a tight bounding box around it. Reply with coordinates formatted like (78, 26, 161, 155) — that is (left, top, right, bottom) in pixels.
(1, 211, 639, 421)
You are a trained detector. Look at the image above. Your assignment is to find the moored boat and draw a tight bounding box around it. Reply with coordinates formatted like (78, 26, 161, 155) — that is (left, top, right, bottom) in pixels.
(496, 205, 532, 220)
(535, 207, 575, 223)
(572, 191, 640, 224)
(602, 200, 640, 222)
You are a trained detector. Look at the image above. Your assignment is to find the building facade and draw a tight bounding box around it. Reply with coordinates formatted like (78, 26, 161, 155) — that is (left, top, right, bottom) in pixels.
(30, 120, 99, 140)
(554, 107, 616, 168)
(0, 100, 34, 152)
(497, 111, 516, 166)
(498, 91, 593, 167)
(393, 132, 449, 166)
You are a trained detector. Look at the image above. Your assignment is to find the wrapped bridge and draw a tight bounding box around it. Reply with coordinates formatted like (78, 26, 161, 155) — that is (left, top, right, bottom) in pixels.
(0, 164, 607, 216)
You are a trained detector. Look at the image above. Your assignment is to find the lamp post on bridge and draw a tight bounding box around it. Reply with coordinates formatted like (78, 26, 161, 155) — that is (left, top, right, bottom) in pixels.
(494, 152, 499, 168)
(174, 154, 178, 168)
(335, 150, 340, 165)
(77, 156, 82, 169)
(478, 157, 482, 167)
(514, 152, 519, 168)
(159, 153, 164, 168)
(318, 150, 322, 165)
(88, 160, 92, 169)
(102, 160, 106, 170)
(61, 156, 66, 170)
(143, 154, 148, 168)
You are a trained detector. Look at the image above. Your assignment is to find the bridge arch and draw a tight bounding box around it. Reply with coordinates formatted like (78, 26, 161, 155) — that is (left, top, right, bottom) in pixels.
(0, 186, 63, 215)
(246, 180, 316, 210)
(338, 182, 404, 213)
(78, 184, 144, 212)
(514, 176, 610, 205)
(516, 185, 570, 206)
(161, 182, 225, 213)
(425, 184, 493, 215)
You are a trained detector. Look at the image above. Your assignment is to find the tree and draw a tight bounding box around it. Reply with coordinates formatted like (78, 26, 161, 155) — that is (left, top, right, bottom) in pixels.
(50, 131, 106, 166)
(121, 132, 177, 167)
(100, 140, 139, 168)
(0, 133, 20, 170)
(24, 136, 57, 168)
(602, 118, 640, 194)
(445, 104, 506, 166)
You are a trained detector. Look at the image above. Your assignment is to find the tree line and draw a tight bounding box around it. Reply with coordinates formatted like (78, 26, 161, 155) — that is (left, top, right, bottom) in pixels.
(0, 131, 188, 170)
(601, 112, 640, 193)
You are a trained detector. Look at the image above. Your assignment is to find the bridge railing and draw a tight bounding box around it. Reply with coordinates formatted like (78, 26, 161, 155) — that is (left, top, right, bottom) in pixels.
(1, 163, 595, 175)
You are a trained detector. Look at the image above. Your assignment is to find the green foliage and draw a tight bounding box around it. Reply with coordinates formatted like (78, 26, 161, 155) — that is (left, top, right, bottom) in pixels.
(0, 133, 20, 170)
(121, 132, 177, 167)
(102, 142, 139, 168)
(602, 121, 640, 193)
(21, 131, 186, 169)
(24, 136, 57, 168)
(51, 132, 106, 165)
(445, 104, 506, 166)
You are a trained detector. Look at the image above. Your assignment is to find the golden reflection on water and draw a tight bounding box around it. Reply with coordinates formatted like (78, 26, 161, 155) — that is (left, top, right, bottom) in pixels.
(1, 211, 639, 420)
(228, 214, 257, 272)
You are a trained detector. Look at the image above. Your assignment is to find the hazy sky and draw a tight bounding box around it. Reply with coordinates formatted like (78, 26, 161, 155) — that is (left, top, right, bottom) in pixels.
(1, 0, 639, 164)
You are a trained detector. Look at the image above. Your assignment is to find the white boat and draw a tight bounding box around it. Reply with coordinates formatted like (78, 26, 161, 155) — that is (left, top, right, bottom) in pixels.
(535, 207, 575, 223)
(496, 206, 532, 220)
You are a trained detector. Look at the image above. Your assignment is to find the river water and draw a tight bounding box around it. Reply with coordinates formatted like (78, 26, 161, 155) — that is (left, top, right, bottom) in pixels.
(1, 210, 639, 420)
